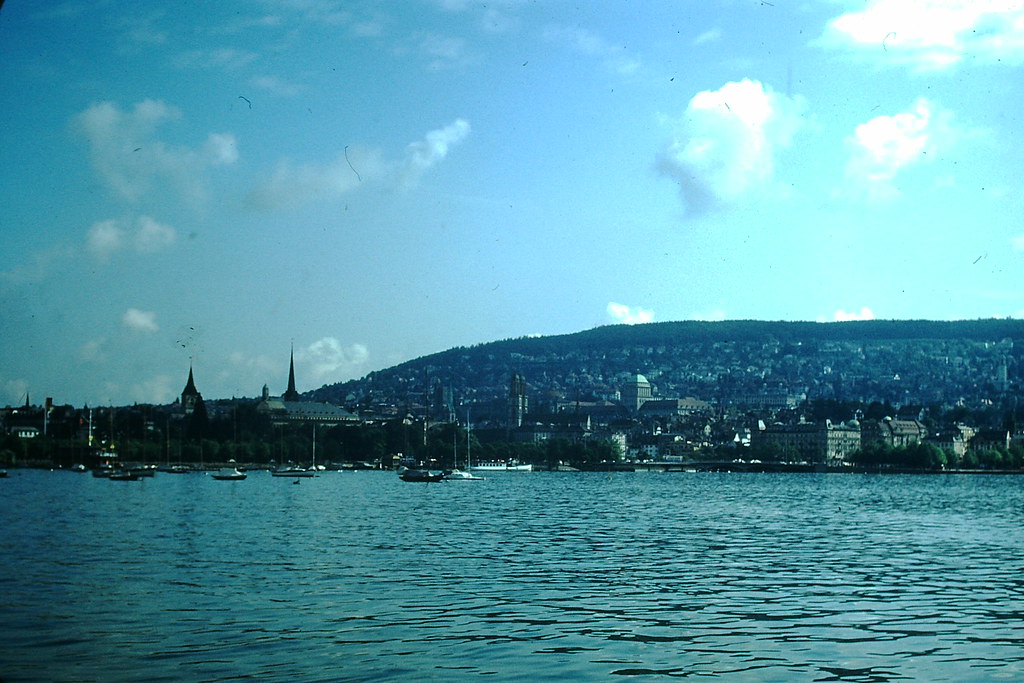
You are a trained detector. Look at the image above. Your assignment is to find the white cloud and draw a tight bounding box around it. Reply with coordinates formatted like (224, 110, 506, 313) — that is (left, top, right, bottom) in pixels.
(247, 145, 387, 210)
(174, 48, 258, 72)
(300, 337, 370, 385)
(249, 119, 470, 209)
(693, 28, 722, 46)
(79, 338, 107, 363)
(228, 351, 279, 376)
(658, 79, 806, 215)
(129, 375, 175, 404)
(134, 216, 177, 252)
(827, 307, 876, 322)
(248, 75, 305, 98)
(204, 133, 238, 165)
(418, 33, 471, 71)
(607, 302, 654, 325)
(86, 219, 127, 260)
(544, 24, 642, 74)
(844, 98, 956, 199)
(1012, 233, 1024, 251)
(73, 99, 237, 204)
(87, 216, 177, 261)
(122, 308, 158, 333)
(819, 0, 1024, 71)
(403, 118, 471, 183)
(2, 376, 29, 405)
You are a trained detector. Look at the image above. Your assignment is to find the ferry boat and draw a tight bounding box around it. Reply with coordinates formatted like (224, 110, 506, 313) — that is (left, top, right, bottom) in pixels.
(470, 460, 533, 472)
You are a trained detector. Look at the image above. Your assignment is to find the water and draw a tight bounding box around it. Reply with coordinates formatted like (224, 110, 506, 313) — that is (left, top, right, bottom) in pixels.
(1, 470, 1022, 682)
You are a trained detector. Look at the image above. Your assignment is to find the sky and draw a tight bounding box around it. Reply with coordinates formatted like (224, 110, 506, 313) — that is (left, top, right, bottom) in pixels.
(2, 0, 1023, 408)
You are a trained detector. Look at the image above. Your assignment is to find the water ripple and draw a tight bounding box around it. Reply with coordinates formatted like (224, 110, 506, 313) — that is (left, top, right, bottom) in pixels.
(1, 471, 1022, 681)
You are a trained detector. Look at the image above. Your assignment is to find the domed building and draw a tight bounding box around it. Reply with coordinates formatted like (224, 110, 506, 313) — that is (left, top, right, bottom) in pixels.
(621, 374, 653, 412)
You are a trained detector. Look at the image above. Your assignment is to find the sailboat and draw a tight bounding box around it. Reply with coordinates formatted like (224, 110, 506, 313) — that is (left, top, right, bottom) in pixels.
(444, 413, 483, 481)
(212, 460, 246, 480)
(271, 425, 318, 478)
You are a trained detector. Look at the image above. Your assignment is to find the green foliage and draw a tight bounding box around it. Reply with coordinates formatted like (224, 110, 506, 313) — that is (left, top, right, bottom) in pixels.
(849, 441, 948, 470)
(747, 439, 797, 463)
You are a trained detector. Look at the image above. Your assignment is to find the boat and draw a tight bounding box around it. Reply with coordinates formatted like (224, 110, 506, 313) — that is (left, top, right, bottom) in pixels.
(443, 468, 483, 481)
(470, 460, 533, 472)
(272, 425, 320, 478)
(271, 465, 316, 478)
(443, 413, 483, 480)
(0, 469, 7, 478)
(211, 467, 246, 481)
(400, 468, 445, 482)
(108, 469, 140, 481)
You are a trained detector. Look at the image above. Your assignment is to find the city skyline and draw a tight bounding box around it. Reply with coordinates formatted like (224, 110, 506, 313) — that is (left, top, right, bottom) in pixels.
(2, 1, 1024, 407)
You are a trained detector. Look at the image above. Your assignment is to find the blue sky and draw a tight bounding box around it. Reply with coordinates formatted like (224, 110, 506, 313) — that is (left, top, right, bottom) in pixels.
(2, 0, 1023, 407)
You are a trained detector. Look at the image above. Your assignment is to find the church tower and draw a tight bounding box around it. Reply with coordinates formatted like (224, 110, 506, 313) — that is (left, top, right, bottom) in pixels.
(283, 346, 300, 401)
(181, 364, 202, 415)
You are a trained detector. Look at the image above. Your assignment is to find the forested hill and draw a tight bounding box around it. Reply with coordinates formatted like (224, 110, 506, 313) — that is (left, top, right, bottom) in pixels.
(309, 319, 1024, 413)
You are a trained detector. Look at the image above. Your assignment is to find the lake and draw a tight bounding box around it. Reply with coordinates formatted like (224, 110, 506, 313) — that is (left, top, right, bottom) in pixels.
(1, 469, 1022, 681)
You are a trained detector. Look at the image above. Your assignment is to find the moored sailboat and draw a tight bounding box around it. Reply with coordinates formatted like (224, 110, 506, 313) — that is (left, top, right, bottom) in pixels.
(211, 466, 246, 480)
(444, 412, 483, 480)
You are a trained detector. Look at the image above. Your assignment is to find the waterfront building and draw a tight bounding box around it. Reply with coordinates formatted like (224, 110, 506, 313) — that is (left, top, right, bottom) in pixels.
(861, 417, 927, 447)
(511, 413, 592, 443)
(754, 419, 861, 466)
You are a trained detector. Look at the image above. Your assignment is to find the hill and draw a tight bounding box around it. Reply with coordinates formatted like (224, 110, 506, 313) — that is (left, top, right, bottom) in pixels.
(309, 319, 1024, 421)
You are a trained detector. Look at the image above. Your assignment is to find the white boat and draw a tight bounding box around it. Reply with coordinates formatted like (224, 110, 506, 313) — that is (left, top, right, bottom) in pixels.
(444, 412, 484, 480)
(211, 467, 246, 480)
(271, 465, 316, 478)
(272, 425, 320, 478)
(470, 461, 533, 472)
(443, 468, 483, 481)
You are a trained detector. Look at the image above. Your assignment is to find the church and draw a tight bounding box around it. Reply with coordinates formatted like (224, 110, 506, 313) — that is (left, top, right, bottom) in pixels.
(256, 348, 359, 426)
(180, 364, 203, 415)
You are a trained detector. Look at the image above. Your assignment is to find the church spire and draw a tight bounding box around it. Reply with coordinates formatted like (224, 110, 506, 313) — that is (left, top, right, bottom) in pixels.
(283, 344, 299, 401)
(183, 365, 198, 395)
(181, 363, 201, 415)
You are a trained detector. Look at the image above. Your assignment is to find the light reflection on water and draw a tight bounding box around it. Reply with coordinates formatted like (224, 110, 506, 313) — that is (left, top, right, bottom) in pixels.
(1, 470, 1022, 681)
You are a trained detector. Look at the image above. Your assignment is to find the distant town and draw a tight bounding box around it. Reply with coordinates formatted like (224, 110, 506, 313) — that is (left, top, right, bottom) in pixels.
(3, 320, 1022, 472)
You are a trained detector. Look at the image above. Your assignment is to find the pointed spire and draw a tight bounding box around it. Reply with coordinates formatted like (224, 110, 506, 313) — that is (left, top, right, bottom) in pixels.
(283, 344, 300, 401)
(183, 364, 198, 395)
(181, 363, 201, 415)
